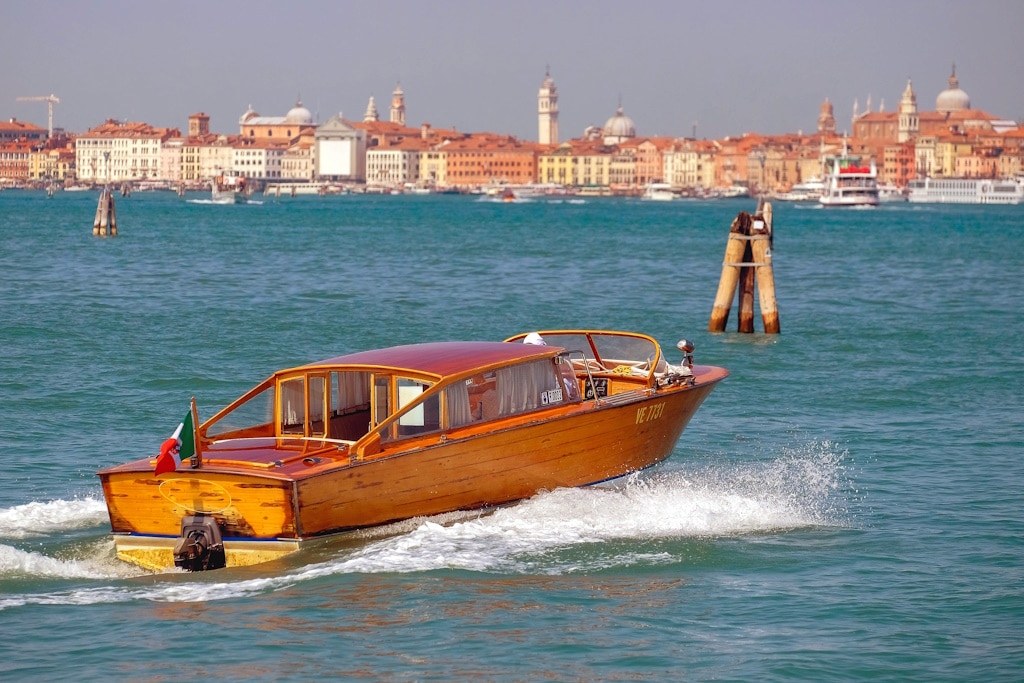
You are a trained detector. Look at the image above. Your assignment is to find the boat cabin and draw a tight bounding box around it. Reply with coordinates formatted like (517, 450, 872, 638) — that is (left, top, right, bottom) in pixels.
(199, 333, 671, 460)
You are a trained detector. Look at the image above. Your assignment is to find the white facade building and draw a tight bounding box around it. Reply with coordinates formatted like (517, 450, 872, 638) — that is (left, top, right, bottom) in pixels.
(75, 120, 177, 183)
(314, 115, 366, 182)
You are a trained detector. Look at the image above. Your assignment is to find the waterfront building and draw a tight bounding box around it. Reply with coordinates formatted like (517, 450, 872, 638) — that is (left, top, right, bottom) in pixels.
(314, 114, 366, 183)
(714, 135, 761, 188)
(442, 133, 539, 188)
(0, 119, 46, 143)
(75, 120, 179, 183)
(608, 146, 637, 190)
(181, 134, 234, 183)
(881, 142, 916, 187)
(0, 140, 33, 182)
(537, 140, 612, 189)
(366, 135, 430, 188)
(538, 69, 559, 146)
(239, 101, 315, 141)
(160, 138, 184, 184)
(664, 139, 717, 190)
(419, 148, 448, 188)
(632, 138, 674, 185)
(281, 138, 314, 182)
(233, 138, 287, 180)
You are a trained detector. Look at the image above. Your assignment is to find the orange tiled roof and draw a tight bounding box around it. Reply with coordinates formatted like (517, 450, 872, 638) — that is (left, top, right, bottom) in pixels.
(0, 119, 46, 134)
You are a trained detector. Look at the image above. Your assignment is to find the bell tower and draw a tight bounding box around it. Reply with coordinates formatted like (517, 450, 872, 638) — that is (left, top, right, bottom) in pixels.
(538, 67, 559, 145)
(390, 83, 406, 127)
(898, 79, 919, 143)
(817, 98, 835, 136)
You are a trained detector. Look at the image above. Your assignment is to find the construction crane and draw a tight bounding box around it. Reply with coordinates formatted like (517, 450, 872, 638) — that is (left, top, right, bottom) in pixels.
(16, 94, 60, 137)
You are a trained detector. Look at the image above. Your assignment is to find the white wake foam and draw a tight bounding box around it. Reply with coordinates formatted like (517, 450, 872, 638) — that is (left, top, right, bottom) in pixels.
(0, 498, 109, 539)
(0, 442, 850, 608)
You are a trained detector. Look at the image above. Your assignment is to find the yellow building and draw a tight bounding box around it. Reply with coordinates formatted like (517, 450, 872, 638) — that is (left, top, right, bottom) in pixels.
(537, 141, 612, 188)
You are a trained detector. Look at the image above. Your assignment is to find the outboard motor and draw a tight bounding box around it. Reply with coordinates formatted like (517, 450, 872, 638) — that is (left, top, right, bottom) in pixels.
(173, 515, 226, 571)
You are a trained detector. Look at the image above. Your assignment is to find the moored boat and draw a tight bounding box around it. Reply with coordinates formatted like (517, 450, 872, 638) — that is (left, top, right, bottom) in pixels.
(906, 177, 1023, 205)
(877, 184, 908, 203)
(97, 330, 727, 572)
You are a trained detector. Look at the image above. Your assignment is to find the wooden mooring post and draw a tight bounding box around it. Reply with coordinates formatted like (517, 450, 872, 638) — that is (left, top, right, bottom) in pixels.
(92, 189, 118, 237)
(708, 199, 779, 333)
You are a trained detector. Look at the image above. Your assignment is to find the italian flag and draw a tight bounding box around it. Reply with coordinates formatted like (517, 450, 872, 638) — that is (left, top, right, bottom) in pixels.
(154, 408, 196, 476)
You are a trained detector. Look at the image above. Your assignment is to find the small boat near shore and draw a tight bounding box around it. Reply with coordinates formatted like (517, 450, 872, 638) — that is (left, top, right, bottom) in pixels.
(641, 183, 675, 201)
(211, 171, 249, 204)
(97, 330, 727, 572)
(773, 178, 824, 202)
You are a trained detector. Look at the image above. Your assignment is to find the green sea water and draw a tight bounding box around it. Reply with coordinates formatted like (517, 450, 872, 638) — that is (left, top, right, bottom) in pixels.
(0, 190, 1021, 681)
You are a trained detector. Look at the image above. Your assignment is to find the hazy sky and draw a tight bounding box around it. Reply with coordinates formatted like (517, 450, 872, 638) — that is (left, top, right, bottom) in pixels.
(4, 0, 1023, 140)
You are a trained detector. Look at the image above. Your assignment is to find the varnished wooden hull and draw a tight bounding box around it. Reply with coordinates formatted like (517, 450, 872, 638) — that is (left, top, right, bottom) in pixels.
(99, 366, 725, 570)
(295, 380, 718, 534)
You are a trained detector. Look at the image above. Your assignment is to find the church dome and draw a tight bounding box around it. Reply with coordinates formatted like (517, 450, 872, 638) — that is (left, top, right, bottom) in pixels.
(285, 100, 314, 125)
(602, 106, 636, 141)
(936, 67, 970, 114)
(239, 104, 259, 125)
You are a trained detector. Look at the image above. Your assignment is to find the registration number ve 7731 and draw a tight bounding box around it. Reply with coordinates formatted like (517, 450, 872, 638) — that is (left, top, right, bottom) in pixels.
(635, 402, 666, 424)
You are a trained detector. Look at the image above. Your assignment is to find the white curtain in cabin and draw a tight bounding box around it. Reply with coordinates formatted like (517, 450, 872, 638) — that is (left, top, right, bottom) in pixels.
(497, 360, 557, 415)
(281, 378, 304, 430)
(309, 376, 325, 425)
(334, 371, 370, 412)
(445, 382, 473, 428)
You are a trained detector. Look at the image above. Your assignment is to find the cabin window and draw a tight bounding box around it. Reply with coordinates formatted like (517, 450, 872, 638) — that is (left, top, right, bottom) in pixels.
(496, 358, 575, 417)
(376, 376, 440, 443)
(280, 377, 305, 435)
(329, 370, 372, 441)
(373, 375, 391, 428)
(396, 378, 440, 437)
(331, 371, 371, 413)
(445, 380, 475, 428)
(309, 374, 326, 437)
(205, 385, 274, 439)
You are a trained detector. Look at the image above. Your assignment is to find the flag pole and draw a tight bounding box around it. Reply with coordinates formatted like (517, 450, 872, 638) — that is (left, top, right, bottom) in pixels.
(190, 396, 202, 468)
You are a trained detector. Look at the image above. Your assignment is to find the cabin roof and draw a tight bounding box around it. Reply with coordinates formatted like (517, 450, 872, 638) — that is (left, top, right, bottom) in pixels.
(302, 341, 556, 377)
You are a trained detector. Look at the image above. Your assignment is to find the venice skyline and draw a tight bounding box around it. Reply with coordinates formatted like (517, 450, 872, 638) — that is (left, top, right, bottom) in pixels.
(4, 0, 1024, 141)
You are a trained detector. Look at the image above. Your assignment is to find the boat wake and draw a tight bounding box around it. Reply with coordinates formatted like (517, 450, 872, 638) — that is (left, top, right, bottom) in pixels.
(185, 199, 263, 206)
(0, 441, 850, 609)
(0, 497, 108, 539)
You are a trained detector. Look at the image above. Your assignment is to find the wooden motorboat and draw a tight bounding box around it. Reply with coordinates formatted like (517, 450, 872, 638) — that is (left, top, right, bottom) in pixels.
(97, 330, 728, 572)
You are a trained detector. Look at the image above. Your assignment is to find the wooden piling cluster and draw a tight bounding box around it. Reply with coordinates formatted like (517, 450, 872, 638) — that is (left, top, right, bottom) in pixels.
(92, 189, 118, 237)
(708, 199, 779, 333)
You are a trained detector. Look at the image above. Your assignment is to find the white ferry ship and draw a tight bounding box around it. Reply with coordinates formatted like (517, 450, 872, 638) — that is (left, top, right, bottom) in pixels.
(907, 177, 1023, 205)
(819, 152, 879, 207)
